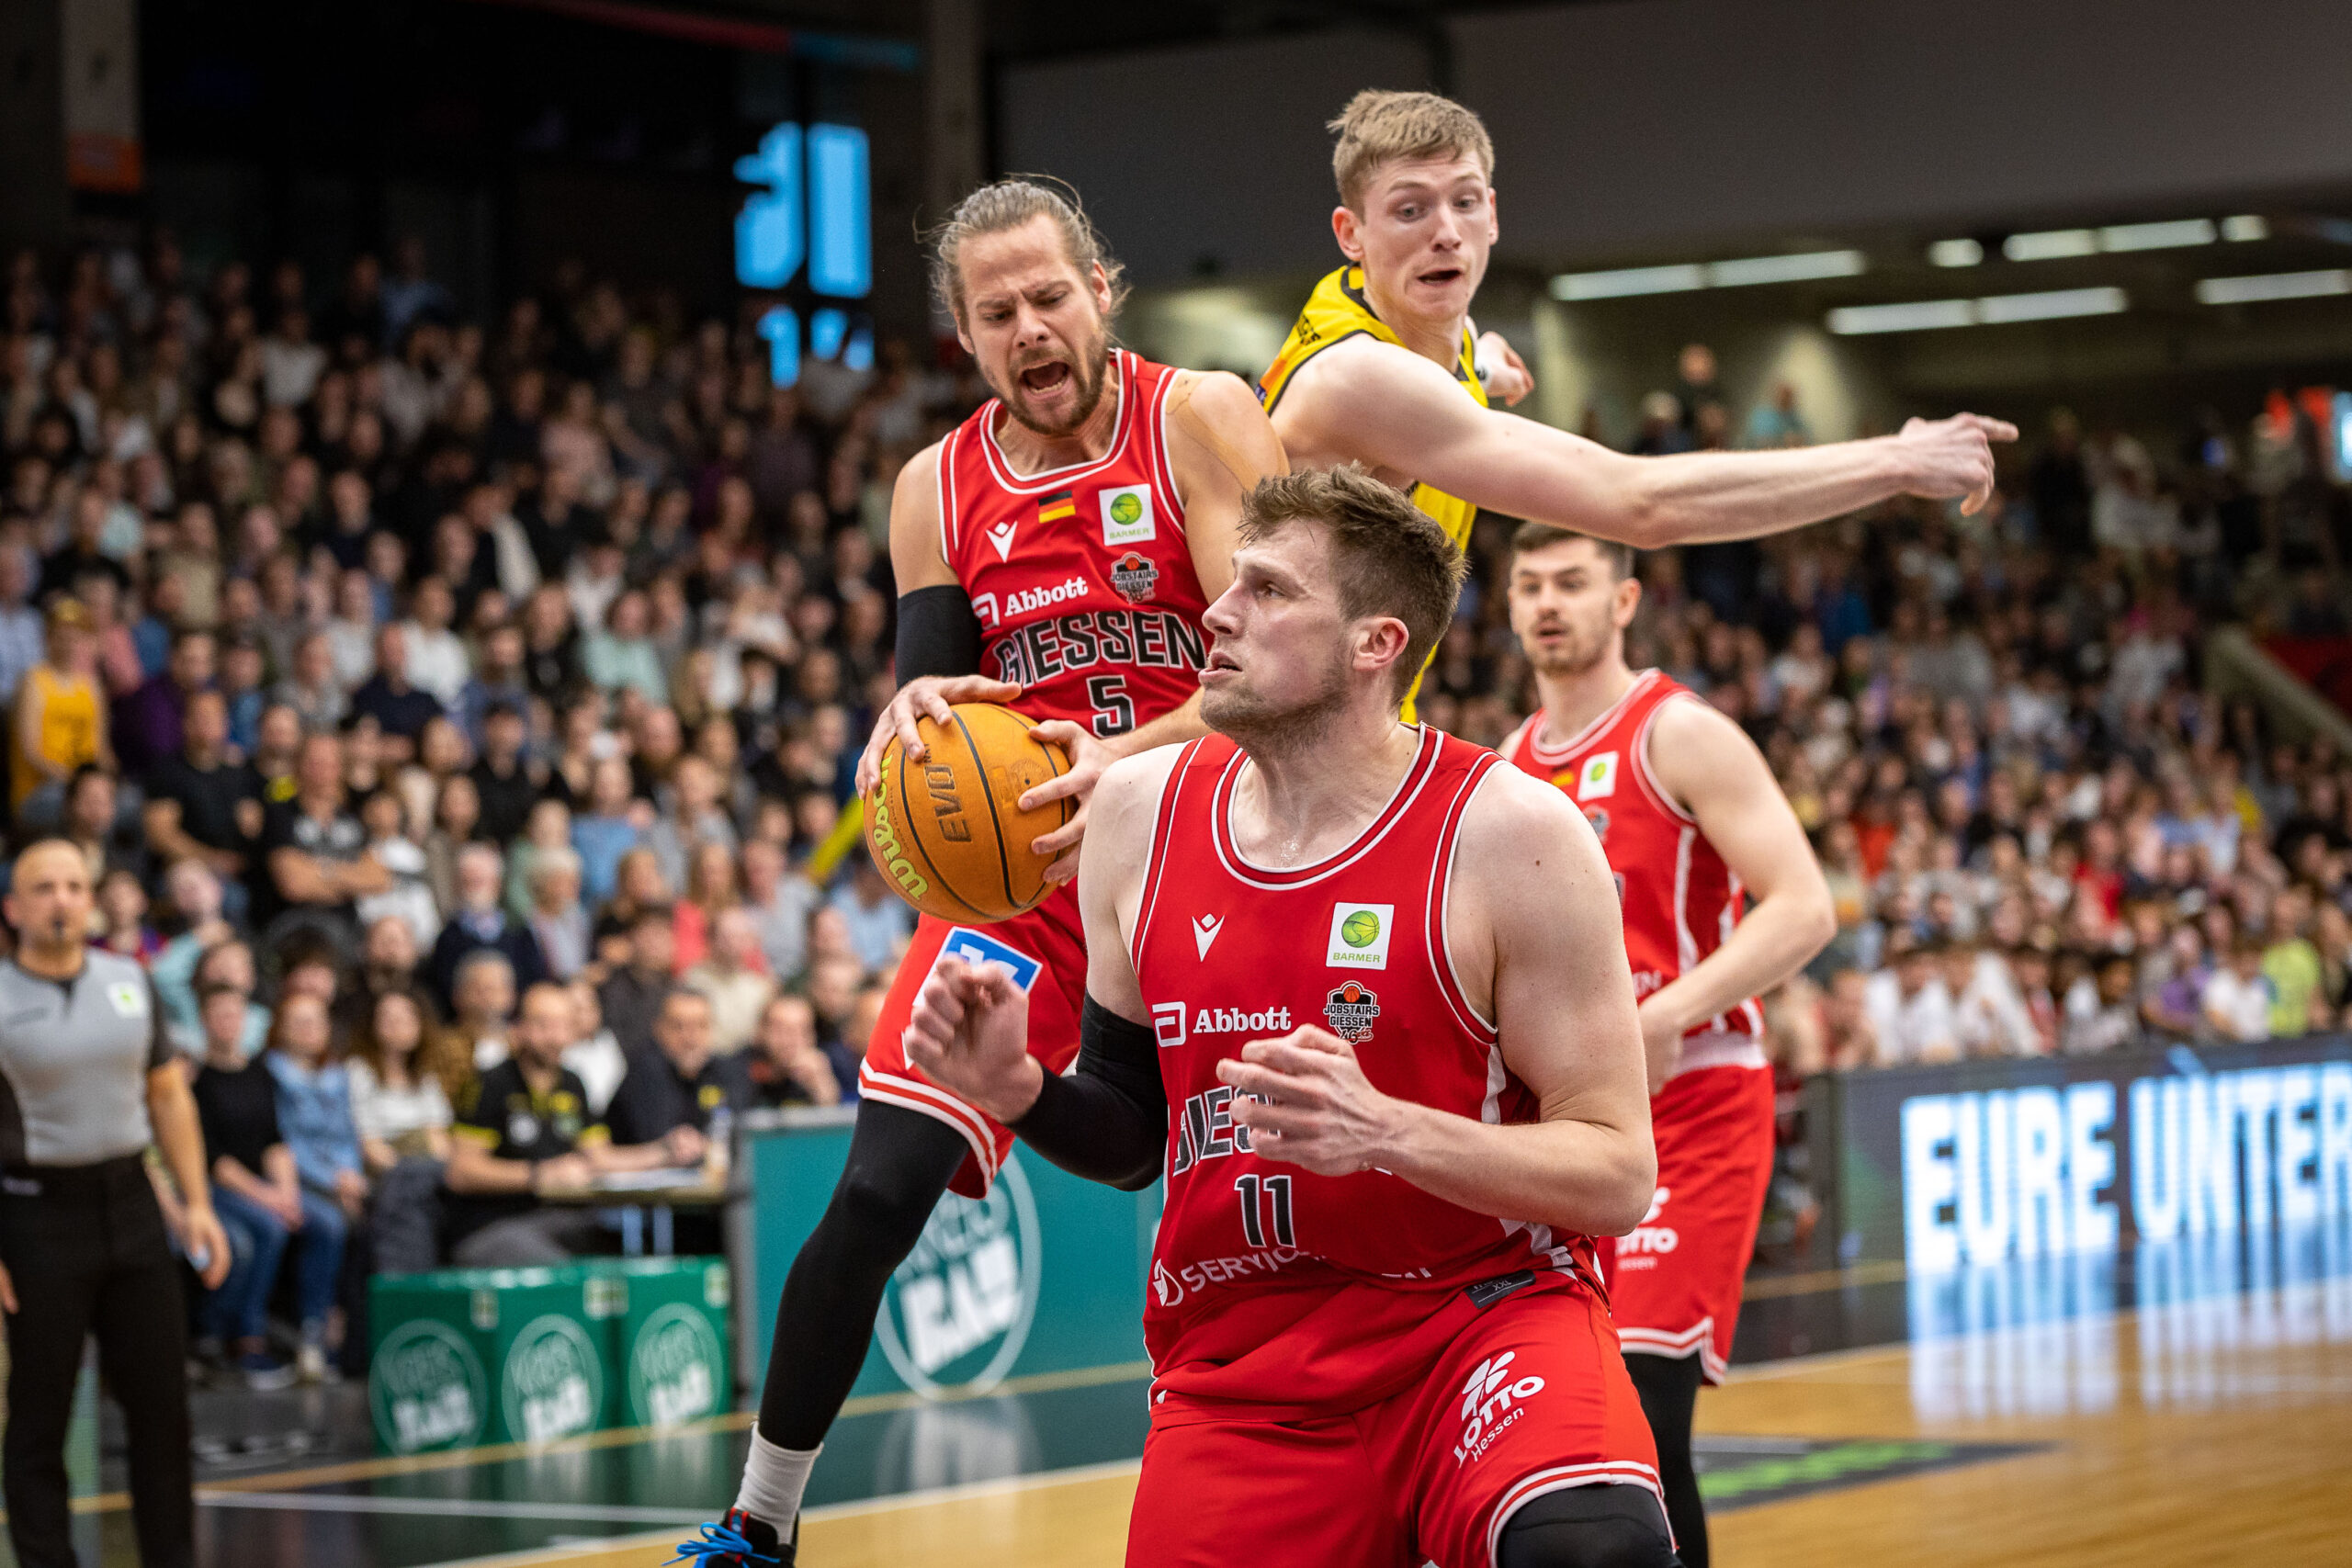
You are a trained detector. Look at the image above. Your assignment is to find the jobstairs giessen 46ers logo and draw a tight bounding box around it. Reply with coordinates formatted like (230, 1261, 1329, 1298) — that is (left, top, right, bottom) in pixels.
(876, 1151, 1043, 1397)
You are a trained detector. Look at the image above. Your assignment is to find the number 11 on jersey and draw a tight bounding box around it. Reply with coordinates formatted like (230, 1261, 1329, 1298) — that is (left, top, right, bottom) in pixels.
(1234, 1172, 1296, 1248)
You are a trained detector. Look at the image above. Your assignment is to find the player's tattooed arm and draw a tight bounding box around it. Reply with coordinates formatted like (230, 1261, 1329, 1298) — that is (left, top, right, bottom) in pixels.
(1634, 698, 1836, 1092)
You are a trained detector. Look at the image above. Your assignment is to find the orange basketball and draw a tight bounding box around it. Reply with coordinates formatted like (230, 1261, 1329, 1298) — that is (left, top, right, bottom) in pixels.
(863, 703, 1073, 923)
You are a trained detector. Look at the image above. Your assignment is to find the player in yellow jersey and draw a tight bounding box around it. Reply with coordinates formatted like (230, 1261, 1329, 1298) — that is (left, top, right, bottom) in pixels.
(1261, 90, 2018, 715)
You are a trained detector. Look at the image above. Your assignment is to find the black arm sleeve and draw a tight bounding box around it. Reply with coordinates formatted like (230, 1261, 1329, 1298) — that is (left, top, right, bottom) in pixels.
(1008, 996, 1167, 1190)
(894, 584, 986, 682)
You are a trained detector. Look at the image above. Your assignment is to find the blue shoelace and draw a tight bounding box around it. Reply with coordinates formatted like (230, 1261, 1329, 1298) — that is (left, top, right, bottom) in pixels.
(665, 1519, 779, 1565)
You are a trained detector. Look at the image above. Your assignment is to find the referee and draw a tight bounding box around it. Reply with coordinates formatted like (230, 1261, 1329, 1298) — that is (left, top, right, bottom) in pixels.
(0, 840, 228, 1568)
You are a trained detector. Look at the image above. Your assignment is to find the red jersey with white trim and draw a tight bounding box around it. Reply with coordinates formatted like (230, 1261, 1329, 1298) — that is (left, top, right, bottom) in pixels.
(938, 350, 1209, 740)
(1130, 727, 1601, 1419)
(1500, 671, 1761, 1041)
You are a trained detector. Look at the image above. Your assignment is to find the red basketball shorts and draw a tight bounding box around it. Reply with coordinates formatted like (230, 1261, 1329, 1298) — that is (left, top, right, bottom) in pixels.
(857, 882, 1089, 1198)
(1126, 1283, 1664, 1568)
(1598, 1062, 1776, 1383)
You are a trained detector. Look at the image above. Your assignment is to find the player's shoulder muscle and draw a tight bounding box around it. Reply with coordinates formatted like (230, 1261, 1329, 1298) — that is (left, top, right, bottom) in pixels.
(1093, 743, 1188, 852)
(888, 438, 952, 588)
(1455, 763, 1616, 935)
(1643, 691, 1769, 812)
(1166, 369, 1286, 489)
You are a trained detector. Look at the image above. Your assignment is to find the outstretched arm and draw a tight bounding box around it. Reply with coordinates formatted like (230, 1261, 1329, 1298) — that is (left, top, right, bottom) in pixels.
(1283, 336, 2016, 548)
(1221, 769, 1655, 1236)
(1638, 697, 1837, 1090)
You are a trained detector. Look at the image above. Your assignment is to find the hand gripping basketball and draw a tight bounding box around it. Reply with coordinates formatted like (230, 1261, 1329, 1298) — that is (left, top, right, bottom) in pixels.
(903, 955, 1042, 1124)
(863, 701, 1074, 923)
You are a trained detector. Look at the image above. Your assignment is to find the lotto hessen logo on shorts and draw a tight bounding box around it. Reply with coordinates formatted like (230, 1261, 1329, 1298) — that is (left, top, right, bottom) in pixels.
(1001, 575, 1090, 617)
(1108, 550, 1159, 603)
(876, 1152, 1043, 1397)
(625, 1303, 726, 1429)
(1618, 1185, 1677, 1269)
(1323, 982, 1380, 1043)
(501, 1314, 605, 1446)
(1326, 902, 1394, 969)
(1453, 1349, 1547, 1466)
(1577, 751, 1619, 800)
(1100, 485, 1156, 545)
(370, 1319, 488, 1454)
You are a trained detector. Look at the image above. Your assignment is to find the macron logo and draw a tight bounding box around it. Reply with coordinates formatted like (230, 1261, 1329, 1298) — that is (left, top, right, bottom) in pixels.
(986, 522, 1017, 560)
(1193, 914, 1223, 959)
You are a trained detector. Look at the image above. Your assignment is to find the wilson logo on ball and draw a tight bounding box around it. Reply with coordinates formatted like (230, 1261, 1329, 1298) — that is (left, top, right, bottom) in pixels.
(864, 703, 1071, 924)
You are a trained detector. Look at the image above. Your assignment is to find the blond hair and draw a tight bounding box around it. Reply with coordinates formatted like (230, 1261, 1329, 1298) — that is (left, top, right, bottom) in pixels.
(1329, 90, 1495, 210)
(927, 177, 1128, 325)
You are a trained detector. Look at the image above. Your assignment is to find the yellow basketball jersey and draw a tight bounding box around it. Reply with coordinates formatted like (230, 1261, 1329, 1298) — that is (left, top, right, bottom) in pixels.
(1259, 265, 1489, 720)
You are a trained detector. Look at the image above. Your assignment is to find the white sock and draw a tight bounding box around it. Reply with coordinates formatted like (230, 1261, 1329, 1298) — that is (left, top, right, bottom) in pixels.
(736, 1427, 820, 1539)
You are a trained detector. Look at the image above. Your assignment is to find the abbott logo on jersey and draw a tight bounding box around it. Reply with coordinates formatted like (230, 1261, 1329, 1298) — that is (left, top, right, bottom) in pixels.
(1326, 903, 1394, 969)
(876, 1152, 1044, 1398)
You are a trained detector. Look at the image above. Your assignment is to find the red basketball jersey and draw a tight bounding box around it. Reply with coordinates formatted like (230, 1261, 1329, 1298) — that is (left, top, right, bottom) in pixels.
(1501, 670, 1761, 1041)
(937, 350, 1209, 739)
(1130, 727, 1602, 1419)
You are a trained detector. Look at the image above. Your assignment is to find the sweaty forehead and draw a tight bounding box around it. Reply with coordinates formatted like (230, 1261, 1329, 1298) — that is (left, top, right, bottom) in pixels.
(959, 222, 1082, 302)
(1362, 153, 1490, 202)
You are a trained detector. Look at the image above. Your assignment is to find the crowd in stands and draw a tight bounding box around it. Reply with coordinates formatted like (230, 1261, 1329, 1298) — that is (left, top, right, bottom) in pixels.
(8, 231, 2349, 1377)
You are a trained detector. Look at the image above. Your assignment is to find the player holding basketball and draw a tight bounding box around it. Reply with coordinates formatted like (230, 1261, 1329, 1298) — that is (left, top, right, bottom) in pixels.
(1499, 527, 1834, 1568)
(906, 464, 1679, 1568)
(1261, 89, 2018, 713)
(674, 180, 1284, 1566)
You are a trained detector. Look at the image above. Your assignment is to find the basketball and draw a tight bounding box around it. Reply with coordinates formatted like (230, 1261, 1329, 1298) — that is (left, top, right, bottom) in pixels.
(1340, 908, 1382, 949)
(863, 703, 1072, 923)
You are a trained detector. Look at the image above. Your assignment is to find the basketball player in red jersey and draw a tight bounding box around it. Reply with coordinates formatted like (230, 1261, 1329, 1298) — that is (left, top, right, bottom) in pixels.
(677, 181, 1284, 1567)
(1500, 527, 1835, 1568)
(906, 465, 1682, 1568)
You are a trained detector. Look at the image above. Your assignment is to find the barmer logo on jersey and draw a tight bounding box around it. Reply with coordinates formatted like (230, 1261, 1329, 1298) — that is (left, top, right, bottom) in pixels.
(876, 1152, 1043, 1398)
(1100, 484, 1156, 546)
(1324, 982, 1380, 1043)
(1577, 751, 1619, 801)
(1326, 902, 1394, 969)
(1000, 575, 1090, 618)
(1108, 550, 1159, 604)
(1453, 1350, 1547, 1466)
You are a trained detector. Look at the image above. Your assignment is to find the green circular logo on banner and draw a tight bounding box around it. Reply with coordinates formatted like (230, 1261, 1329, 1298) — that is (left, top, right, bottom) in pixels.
(628, 1303, 725, 1429)
(873, 1151, 1042, 1398)
(1110, 492, 1142, 526)
(371, 1320, 489, 1454)
(501, 1314, 605, 1446)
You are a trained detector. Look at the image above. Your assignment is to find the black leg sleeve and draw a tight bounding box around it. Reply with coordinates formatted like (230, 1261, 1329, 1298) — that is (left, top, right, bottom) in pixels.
(755, 1100, 971, 1449)
(1496, 1481, 1682, 1568)
(1623, 1350, 1707, 1568)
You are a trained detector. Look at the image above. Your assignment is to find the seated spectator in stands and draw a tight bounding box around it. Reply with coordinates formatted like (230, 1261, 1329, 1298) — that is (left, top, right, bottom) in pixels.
(219, 634, 266, 754)
(421, 770, 481, 919)
(2201, 937, 2274, 1043)
(258, 992, 361, 1381)
(606, 988, 735, 1145)
(154, 862, 238, 1048)
(526, 848, 589, 981)
(570, 754, 644, 908)
(11, 599, 110, 829)
(346, 987, 458, 1175)
(1863, 940, 1959, 1066)
(2263, 883, 2327, 1037)
(564, 980, 627, 1117)
(723, 992, 842, 1110)
(63, 764, 140, 888)
(505, 797, 574, 923)
(582, 590, 667, 702)
(354, 788, 439, 950)
(2063, 953, 2140, 1055)
(469, 700, 540, 843)
(591, 845, 670, 969)
(257, 731, 390, 950)
(190, 984, 300, 1390)
(448, 948, 517, 1072)
(599, 908, 675, 1055)
(270, 630, 348, 736)
(143, 689, 264, 917)
(684, 908, 775, 1055)
(645, 755, 739, 892)
(2142, 926, 2211, 1039)
(94, 866, 162, 963)
(671, 839, 744, 974)
(443, 982, 705, 1267)
(741, 837, 818, 984)
(827, 852, 913, 974)
(354, 913, 422, 1018)
(349, 624, 442, 765)
(0, 545, 42, 705)
(426, 842, 548, 1012)
(112, 626, 214, 777)
(842, 984, 885, 1089)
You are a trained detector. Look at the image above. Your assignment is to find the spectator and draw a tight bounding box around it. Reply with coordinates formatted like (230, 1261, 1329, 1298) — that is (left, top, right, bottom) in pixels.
(598, 908, 676, 1055)
(442, 982, 703, 1267)
(447, 948, 518, 1072)
(345, 987, 458, 1174)
(2201, 938, 2274, 1043)
(740, 837, 819, 984)
(723, 991, 842, 1110)
(111, 626, 214, 777)
(468, 700, 540, 843)
(11, 599, 111, 828)
(94, 866, 162, 963)
(645, 754, 739, 892)
(570, 754, 644, 908)
(606, 987, 733, 1146)
(256, 731, 390, 948)
(425, 842, 548, 1013)
(2262, 883, 2327, 1037)
(143, 689, 264, 909)
(270, 631, 348, 736)
(827, 850, 913, 974)
(683, 908, 776, 1055)
(189, 984, 300, 1389)
(348, 624, 441, 763)
(527, 848, 590, 981)
(582, 591, 666, 702)
(400, 577, 470, 708)
(354, 788, 440, 950)
(256, 992, 359, 1381)
(672, 838, 745, 975)
(563, 980, 628, 1117)
(0, 546, 44, 705)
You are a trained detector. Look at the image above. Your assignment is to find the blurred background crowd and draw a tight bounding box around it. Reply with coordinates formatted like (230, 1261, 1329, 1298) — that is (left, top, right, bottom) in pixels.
(7, 231, 2351, 1371)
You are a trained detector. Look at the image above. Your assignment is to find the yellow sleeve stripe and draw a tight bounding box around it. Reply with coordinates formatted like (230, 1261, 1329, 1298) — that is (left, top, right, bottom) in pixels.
(453, 1125, 500, 1148)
